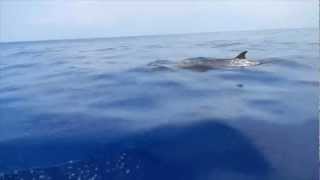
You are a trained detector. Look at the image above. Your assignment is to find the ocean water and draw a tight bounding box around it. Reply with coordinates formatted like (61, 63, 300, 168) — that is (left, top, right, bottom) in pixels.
(0, 29, 318, 180)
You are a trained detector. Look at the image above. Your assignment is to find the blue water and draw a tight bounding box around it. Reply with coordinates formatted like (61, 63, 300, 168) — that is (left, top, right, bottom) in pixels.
(0, 29, 318, 180)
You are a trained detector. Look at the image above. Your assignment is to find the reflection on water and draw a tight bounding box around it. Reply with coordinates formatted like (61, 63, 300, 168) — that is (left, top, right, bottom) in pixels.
(0, 28, 318, 180)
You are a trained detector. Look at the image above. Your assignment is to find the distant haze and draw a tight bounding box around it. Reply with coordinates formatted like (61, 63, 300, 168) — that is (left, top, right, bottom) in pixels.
(0, 0, 318, 42)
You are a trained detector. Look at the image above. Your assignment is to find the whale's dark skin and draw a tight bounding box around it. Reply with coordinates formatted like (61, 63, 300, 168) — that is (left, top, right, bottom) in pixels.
(176, 51, 260, 72)
(147, 51, 260, 72)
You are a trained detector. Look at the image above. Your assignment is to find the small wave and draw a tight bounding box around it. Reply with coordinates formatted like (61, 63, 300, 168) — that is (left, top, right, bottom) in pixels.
(95, 48, 116, 52)
(0, 86, 21, 93)
(196, 41, 242, 48)
(132, 66, 174, 73)
(280, 42, 297, 45)
(9, 50, 48, 57)
(0, 96, 25, 105)
(0, 63, 37, 71)
(217, 70, 285, 83)
(103, 60, 118, 64)
(88, 73, 115, 81)
(263, 57, 311, 69)
(294, 80, 319, 87)
(245, 99, 285, 114)
(90, 96, 157, 110)
(147, 81, 183, 88)
(67, 55, 87, 59)
(211, 42, 242, 48)
(43, 70, 80, 79)
(101, 54, 127, 59)
(145, 44, 164, 49)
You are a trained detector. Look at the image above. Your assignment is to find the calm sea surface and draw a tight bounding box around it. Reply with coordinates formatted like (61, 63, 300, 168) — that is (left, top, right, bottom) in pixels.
(0, 29, 318, 180)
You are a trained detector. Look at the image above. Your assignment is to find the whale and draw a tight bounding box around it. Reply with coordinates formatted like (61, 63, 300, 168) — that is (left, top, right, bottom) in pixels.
(176, 51, 260, 72)
(145, 51, 261, 72)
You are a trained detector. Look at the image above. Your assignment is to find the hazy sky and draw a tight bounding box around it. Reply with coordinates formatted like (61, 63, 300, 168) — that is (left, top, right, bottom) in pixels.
(0, 0, 318, 42)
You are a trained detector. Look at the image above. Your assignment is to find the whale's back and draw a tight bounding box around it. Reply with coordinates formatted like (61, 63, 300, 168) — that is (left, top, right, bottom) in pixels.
(177, 51, 259, 71)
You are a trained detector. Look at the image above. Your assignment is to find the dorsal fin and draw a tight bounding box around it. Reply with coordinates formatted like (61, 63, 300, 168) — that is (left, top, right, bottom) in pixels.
(235, 51, 248, 59)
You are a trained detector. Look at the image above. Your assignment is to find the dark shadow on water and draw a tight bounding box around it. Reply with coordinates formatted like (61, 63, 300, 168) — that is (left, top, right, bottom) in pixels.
(1, 120, 271, 180)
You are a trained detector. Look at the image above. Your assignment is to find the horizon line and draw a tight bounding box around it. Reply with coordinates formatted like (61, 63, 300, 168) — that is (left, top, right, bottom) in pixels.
(0, 27, 316, 44)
